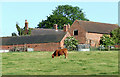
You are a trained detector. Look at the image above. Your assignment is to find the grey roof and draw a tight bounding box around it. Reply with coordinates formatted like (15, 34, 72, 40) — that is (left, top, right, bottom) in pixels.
(1, 32, 66, 45)
(31, 28, 65, 36)
(76, 20, 118, 34)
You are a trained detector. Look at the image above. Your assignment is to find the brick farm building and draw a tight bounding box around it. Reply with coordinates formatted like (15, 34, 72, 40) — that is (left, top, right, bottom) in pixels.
(68, 20, 118, 47)
(0, 20, 118, 51)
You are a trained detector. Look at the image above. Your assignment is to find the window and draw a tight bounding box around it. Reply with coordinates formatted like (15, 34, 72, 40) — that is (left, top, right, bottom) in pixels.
(73, 30, 78, 35)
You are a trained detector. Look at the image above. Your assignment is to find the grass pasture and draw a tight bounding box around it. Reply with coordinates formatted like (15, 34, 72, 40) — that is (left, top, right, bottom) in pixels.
(2, 51, 118, 75)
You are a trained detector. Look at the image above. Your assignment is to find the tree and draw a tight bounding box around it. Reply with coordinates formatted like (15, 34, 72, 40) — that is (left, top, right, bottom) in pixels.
(100, 34, 114, 48)
(27, 28, 33, 35)
(110, 27, 120, 44)
(38, 14, 72, 29)
(37, 5, 89, 29)
(16, 24, 22, 36)
(64, 36, 79, 51)
(100, 27, 120, 49)
(52, 5, 89, 22)
(12, 32, 17, 36)
(12, 23, 32, 36)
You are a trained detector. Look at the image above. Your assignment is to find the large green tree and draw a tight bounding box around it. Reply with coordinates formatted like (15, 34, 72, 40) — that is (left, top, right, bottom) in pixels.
(52, 5, 89, 22)
(38, 14, 72, 29)
(37, 5, 89, 29)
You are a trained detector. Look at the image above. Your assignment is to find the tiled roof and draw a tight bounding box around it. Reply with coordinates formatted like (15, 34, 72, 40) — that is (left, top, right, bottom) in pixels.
(31, 28, 65, 36)
(1, 33, 66, 45)
(76, 20, 118, 34)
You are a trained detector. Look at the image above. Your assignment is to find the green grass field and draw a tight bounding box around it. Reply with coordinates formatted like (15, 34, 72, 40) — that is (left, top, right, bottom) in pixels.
(2, 51, 118, 75)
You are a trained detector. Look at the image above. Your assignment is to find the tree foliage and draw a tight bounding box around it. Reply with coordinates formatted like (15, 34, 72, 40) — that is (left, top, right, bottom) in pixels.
(38, 14, 72, 29)
(12, 24, 32, 36)
(12, 32, 17, 36)
(16, 24, 22, 36)
(100, 34, 114, 48)
(110, 27, 120, 44)
(52, 5, 89, 22)
(100, 27, 120, 48)
(64, 36, 79, 51)
(37, 5, 89, 29)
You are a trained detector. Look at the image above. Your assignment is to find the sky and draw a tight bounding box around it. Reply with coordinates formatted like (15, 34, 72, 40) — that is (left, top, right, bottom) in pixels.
(0, 1, 119, 37)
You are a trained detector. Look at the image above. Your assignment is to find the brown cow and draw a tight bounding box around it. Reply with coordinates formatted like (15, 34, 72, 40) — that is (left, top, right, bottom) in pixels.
(52, 48, 68, 58)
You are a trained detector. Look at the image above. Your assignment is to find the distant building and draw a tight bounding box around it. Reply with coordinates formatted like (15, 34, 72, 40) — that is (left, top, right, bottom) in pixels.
(68, 20, 118, 47)
(0, 21, 71, 51)
(0, 20, 118, 51)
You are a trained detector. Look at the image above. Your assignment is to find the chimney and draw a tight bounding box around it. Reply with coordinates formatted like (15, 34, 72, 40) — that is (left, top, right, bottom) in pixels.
(54, 24, 58, 31)
(67, 24, 70, 29)
(25, 20, 28, 30)
(63, 24, 68, 32)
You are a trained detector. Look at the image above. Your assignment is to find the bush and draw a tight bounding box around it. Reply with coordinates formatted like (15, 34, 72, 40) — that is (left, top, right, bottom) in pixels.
(64, 36, 79, 51)
(9, 47, 27, 52)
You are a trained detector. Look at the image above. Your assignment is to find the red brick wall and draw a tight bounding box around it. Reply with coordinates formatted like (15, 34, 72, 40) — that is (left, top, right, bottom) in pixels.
(0, 44, 24, 50)
(68, 20, 106, 47)
(60, 32, 71, 49)
(0, 42, 60, 51)
(31, 43, 60, 51)
(86, 32, 103, 47)
(68, 20, 86, 44)
(0, 32, 71, 51)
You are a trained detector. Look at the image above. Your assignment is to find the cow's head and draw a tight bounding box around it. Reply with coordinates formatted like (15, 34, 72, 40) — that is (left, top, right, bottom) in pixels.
(52, 54, 54, 58)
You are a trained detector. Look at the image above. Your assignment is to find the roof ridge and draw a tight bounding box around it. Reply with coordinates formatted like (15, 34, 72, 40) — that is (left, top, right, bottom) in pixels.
(76, 20, 118, 34)
(2, 33, 67, 38)
(77, 20, 118, 26)
(33, 28, 63, 31)
(1, 35, 31, 38)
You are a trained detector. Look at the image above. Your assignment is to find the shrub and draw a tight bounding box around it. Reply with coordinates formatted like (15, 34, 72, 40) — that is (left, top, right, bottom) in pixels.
(64, 36, 79, 51)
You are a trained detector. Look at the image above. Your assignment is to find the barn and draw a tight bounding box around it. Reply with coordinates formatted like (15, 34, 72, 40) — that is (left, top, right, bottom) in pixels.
(68, 20, 118, 47)
(0, 20, 118, 51)
(0, 20, 71, 51)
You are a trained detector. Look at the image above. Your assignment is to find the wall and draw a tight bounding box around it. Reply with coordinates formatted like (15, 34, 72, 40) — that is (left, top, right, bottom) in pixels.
(32, 43, 60, 51)
(68, 20, 86, 44)
(86, 32, 103, 47)
(60, 32, 71, 49)
(0, 42, 60, 51)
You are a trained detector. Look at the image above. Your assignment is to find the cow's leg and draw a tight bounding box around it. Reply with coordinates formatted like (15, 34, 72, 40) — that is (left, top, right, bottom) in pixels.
(64, 50, 68, 59)
(58, 55, 60, 58)
(55, 50, 58, 57)
(64, 53, 67, 59)
(52, 54, 54, 58)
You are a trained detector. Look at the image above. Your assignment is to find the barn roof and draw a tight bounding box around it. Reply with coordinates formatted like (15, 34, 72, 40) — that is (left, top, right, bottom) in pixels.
(31, 28, 64, 36)
(1, 31, 66, 45)
(76, 20, 118, 34)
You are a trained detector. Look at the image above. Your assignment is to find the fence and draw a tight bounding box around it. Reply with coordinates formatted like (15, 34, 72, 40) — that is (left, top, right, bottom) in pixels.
(77, 44, 90, 51)
(90, 45, 120, 51)
(77, 44, 120, 51)
(0, 50, 9, 53)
